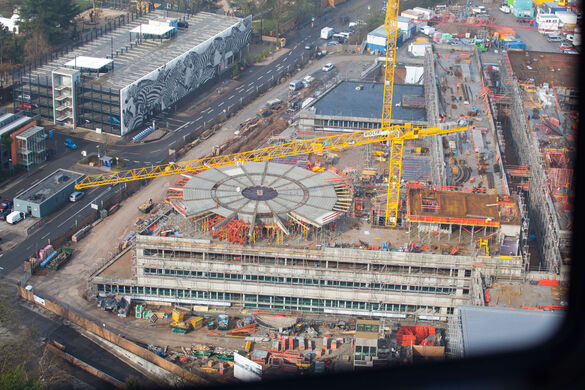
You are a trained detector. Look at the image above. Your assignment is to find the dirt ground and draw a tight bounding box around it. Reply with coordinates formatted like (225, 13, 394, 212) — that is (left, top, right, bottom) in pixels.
(488, 281, 568, 308)
(75, 7, 127, 31)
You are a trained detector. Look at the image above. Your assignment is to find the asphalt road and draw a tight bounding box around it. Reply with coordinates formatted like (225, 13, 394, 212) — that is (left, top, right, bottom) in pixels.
(0, 0, 382, 278)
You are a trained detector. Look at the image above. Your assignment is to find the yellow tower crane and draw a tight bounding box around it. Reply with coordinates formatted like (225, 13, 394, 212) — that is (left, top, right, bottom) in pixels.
(75, 2, 468, 227)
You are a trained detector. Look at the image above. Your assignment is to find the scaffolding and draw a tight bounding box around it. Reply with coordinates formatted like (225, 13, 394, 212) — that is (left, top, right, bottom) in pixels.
(501, 53, 564, 273)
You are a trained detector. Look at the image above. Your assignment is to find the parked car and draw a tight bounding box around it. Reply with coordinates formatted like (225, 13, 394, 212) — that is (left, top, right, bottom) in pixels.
(499, 5, 510, 13)
(69, 191, 85, 202)
(322, 63, 335, 72)
(177, 20, 189, 28)
(326, 41, 340, 46)
(64, 138, 77, 149)
(560, 42, 572, 50)
(0, 209, 11, 220)
(562, 49, 578, 54)
(547, 34, 562, 42)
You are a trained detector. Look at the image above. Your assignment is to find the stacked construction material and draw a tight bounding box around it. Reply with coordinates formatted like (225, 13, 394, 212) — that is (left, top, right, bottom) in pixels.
(396, 325, 436, 346)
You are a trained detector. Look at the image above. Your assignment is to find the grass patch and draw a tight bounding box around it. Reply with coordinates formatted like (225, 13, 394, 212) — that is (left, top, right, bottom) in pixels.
(252, 19, 276, 35)
(75, 0, 93, 12)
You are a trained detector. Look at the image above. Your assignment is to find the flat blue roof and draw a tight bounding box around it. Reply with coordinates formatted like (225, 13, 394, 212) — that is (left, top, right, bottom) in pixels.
(458, 305, 563, 358)
(311, 81, 426, 122)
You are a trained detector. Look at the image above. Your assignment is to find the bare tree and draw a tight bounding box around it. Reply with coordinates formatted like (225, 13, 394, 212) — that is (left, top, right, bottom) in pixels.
(23, 30, 51, 61)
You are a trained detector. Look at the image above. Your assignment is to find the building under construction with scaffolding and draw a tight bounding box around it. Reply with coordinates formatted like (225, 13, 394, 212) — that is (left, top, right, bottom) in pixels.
(166, 161, 353, 244)
(90, 155, 524, 321)
(491, 51, 577, 274)
(85, 42, 542, 321)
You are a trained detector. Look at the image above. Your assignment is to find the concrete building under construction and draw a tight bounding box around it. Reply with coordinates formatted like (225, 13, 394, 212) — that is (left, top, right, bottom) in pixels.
(90, 160, 524, 321)
(92, 233, 523, 321)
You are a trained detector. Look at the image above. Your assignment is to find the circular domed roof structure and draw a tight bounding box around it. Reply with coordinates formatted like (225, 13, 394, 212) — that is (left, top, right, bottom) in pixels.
(168, 161, 352, 230)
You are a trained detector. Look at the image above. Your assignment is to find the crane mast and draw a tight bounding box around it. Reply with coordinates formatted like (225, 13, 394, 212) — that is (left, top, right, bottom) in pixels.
(382, 0, 405, 227)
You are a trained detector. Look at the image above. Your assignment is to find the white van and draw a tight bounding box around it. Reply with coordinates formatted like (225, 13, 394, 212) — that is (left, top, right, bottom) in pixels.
(6, 210, 23, 224)
(69, 191, 85, 202)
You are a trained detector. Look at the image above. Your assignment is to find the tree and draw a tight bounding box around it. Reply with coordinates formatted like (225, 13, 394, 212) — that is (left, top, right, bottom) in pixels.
(18, 0, 79, 44)
(232, 63, 239, 79)
(228, 0, 257, 17)
(292, 0, 319, 23)
(269, 0, 286, 34)
(23, 30, 50, 61)
(0, 364, 41, 390)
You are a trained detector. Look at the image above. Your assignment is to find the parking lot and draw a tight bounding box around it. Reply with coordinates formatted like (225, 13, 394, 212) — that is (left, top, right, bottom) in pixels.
(486, 2, 578, 53)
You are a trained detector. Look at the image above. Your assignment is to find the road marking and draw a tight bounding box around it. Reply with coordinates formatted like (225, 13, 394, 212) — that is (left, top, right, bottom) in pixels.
(218, 102, 224, 107)
(208, 109, 214, 113)
(267, 69, 272, 74)
(228, 95, 234, 100)
(175, 122, 189, 131)
(133, 160, 140, 163)
(41, 233, 49, 240)
(195, 116, 203, 122)
(258, 75, 263, 80)
(246, 87, 254, 93)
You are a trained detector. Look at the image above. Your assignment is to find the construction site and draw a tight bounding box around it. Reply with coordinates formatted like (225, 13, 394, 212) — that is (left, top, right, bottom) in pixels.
(16, 1, 575, 386)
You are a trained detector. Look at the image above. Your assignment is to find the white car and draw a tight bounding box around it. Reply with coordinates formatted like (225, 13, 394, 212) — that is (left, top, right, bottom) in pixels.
(499, 5, 510, 13)
(322, 63, 334, 72)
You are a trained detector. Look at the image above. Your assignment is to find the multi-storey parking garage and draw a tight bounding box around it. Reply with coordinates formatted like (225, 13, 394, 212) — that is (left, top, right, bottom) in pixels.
(13, 10, 251, 135)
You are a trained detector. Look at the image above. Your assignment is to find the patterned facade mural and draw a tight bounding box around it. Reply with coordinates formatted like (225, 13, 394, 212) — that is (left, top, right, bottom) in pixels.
(120, 16, 251, 135)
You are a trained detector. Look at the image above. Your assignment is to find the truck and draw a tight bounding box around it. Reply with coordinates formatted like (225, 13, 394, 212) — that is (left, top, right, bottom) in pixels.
(289, 80, 304, 91)
(321, 27, 334, 39)
(138, 199, 154, 213)
(46, 247, 73, 270)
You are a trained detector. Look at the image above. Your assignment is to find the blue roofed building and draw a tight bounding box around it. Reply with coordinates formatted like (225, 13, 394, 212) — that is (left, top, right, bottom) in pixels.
(448, 305, 563, 358)
(298, 80, 427, 133)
